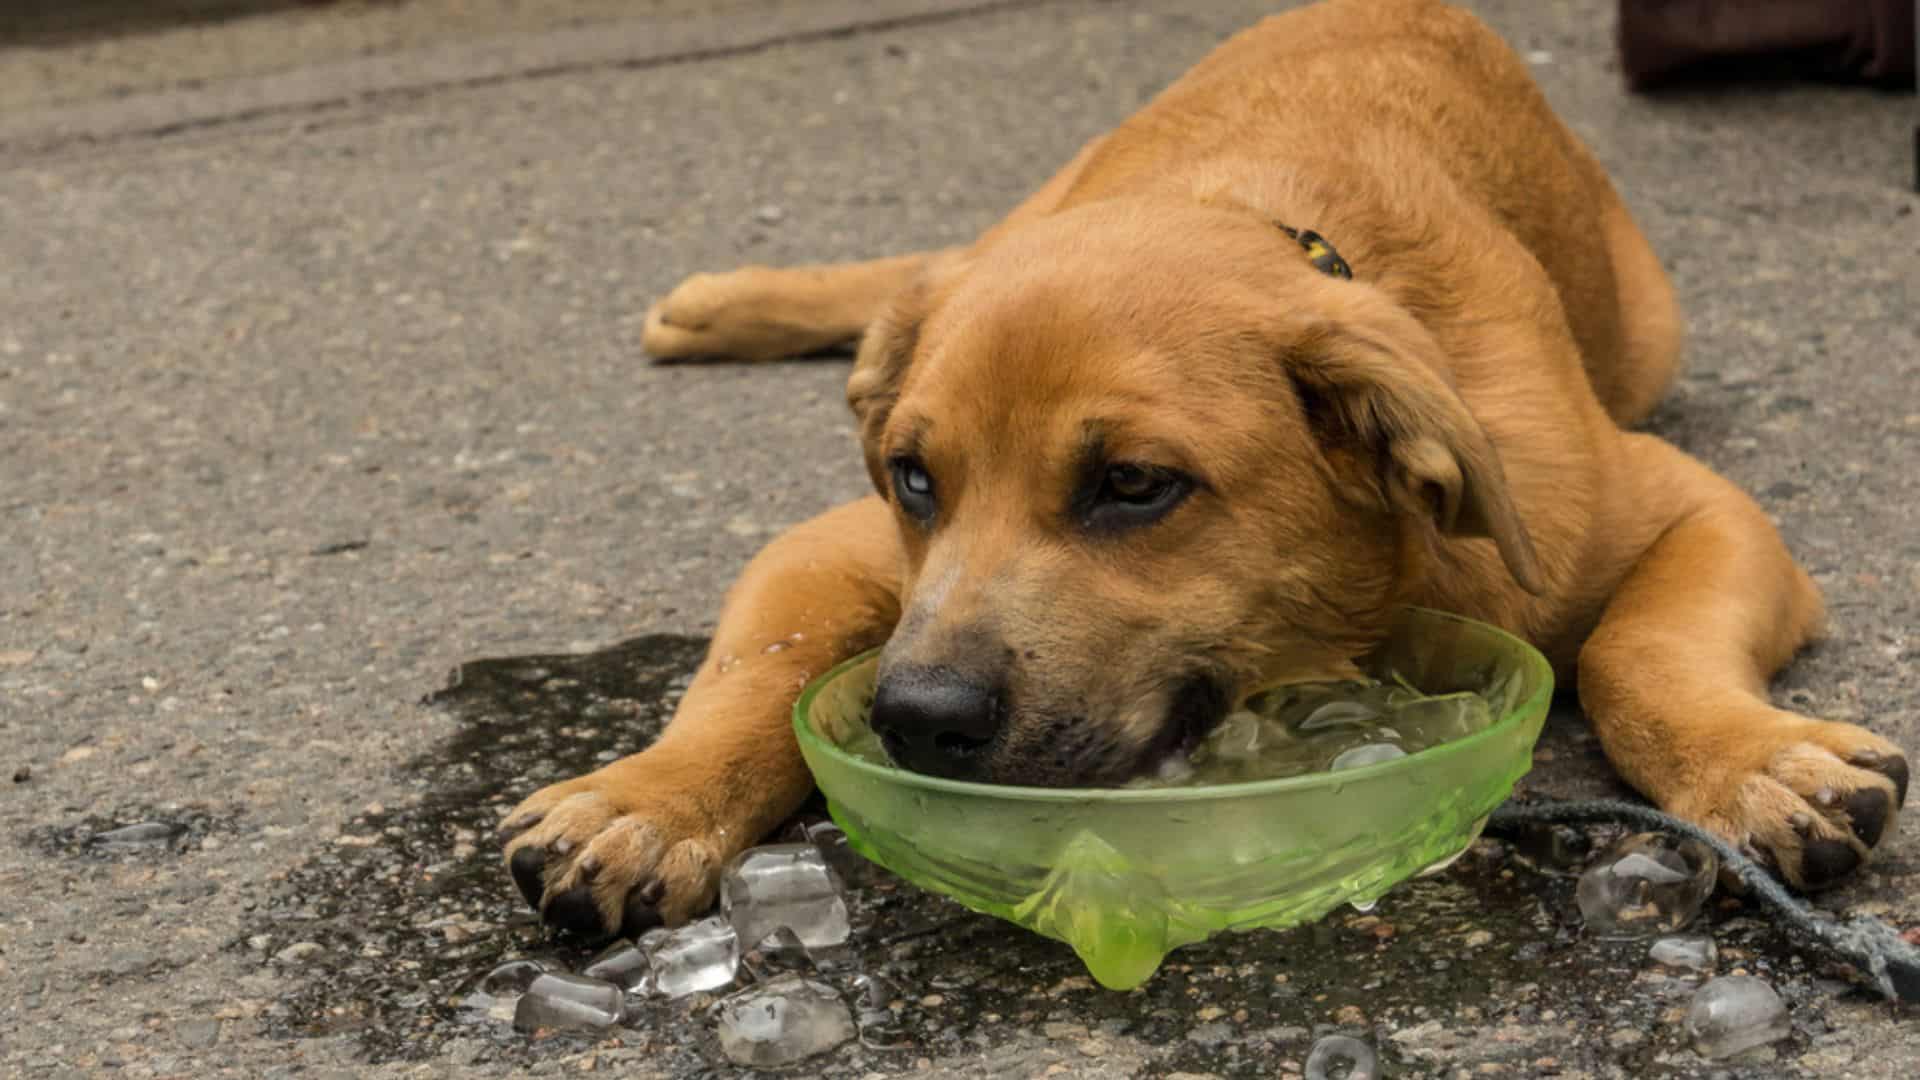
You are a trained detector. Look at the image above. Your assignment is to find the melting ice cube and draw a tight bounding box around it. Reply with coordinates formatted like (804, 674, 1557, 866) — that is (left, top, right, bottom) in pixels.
(642, 916, 740, 998)
(1575, 832, 1716, 938)
(1685, 975, 1790, 1059)
(511, 972, 625, 1033)
(721, 844, 851, 949)
(714, 974, 856, 1067)
(1305, 1033, 1379, 1079)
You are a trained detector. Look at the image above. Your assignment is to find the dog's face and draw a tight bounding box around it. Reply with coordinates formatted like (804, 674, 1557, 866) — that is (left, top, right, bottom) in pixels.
(847, 204, 1539, 786)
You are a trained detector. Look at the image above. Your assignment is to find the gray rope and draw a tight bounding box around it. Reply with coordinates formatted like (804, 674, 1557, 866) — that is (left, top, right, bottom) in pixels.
(1486, 798, 1920, 1002)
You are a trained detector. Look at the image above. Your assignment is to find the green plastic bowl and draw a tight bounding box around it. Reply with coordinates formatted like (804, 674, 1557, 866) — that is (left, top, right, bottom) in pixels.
(793, 607, 1553, 989)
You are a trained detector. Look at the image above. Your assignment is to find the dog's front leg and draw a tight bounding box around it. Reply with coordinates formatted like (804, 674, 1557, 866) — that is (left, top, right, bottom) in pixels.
(1578, 438, 1908, 889)
(499, 496, 902, 937)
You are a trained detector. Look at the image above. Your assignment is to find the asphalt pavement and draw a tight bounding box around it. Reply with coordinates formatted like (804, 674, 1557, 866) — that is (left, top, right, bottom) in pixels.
(2, 0, 1917, 1076)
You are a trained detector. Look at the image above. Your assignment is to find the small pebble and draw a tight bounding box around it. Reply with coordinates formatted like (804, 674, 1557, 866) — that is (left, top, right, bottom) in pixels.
(274, 942, 324, 964)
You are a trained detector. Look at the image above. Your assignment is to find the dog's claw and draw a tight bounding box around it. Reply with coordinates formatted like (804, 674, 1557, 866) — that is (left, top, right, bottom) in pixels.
(497, 813, 542, 843)
(509, 846, 547, 909)
(1851, 749, 1910, 808)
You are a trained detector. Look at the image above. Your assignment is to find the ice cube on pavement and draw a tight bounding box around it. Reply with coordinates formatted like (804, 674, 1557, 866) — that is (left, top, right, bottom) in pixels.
(850, 972, 911, 1049)
(1650, 934, 1718, 972)
(1329, 743, 1407, 771)
(455, 990, 520, 1025)
(722, 844, 852, 949)
(1575, 832, 1716, 938)
(643, 915, 740, 998)
(478, 958, 550, 996)
(582, 941, 651, 990)
(90, 822, 183, 849)
(1305, 1034, 1379, 1080)
(741, 927, 815, 982)
(511, 972, 626, 1033)
(714, 974, 856, 1067)
(802, 819, 881, 890)
(1685, 975, 1790, 1059)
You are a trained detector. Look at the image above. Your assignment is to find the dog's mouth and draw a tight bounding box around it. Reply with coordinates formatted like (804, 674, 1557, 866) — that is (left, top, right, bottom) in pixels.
(1124, 673, 1232, 783)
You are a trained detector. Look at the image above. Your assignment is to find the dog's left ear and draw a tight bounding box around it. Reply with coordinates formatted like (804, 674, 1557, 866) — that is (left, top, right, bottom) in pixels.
(1286, 303, 1547, 595)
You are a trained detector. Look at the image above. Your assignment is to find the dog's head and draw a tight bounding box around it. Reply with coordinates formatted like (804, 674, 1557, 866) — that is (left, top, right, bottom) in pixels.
(847, 202, 1540, 786)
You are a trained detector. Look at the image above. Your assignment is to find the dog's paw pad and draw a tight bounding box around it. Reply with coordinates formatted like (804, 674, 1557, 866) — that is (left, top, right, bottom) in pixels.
(500, 771, 731, 939)
(1692, 724, 1907, 891)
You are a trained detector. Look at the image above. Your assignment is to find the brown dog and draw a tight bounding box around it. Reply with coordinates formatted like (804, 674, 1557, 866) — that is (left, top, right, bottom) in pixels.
(500, 0, 1908, 938)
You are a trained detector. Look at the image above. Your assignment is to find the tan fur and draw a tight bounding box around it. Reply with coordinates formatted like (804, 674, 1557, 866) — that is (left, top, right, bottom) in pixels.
(505, 0, 1905, 935)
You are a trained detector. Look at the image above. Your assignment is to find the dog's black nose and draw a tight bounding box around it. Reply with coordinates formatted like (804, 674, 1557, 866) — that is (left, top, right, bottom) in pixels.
(868, 666, 1002, 778)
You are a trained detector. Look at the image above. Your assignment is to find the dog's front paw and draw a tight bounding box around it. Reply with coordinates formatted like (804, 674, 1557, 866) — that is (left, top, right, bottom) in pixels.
(498, 754, 741, 939)
(1672, 718, 1908, 890)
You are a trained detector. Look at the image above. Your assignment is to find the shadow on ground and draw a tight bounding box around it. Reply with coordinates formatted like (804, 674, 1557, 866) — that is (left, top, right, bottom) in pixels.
(212, 634, 1885, 1075)
(1, 0, 360, 48)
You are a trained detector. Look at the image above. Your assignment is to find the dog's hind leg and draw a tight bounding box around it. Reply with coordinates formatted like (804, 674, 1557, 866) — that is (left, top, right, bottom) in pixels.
(643, 249, 959, 362)
(1594, 198, 1683, 427)
(1577, 436, 1907, 889)
(643, 135, 1110, 363)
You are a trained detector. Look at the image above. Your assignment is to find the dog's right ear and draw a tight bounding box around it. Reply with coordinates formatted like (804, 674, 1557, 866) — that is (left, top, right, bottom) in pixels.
(846, 271, 941, 496)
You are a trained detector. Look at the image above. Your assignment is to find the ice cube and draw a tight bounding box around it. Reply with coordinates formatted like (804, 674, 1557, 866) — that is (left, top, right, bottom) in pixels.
(1685, 975, 1790, 1059)
(802, 819, 880, 890)
(721, 844, 851, 949)
(714, 974, 856, 1067)
(642, 916, 740, 998)
(1389, 692, 1492, 744)
(1650, 935, 1718, 972)
(741, 928, 815, 982)
(90, 822, 183, 849)
(1575, 832, 1716, 938)
(1294, 699, 1387, 733)
(582, 941, 650, 990)
(1329, 743, 1407, 771)
(851, 972, 911, 1049)
(1205, 710, 1266, 761)
(511, 972, 625, 1033)
(455, 990, 519, 1025)
(1305, 1033, 1379, 1079)
(477, 958, 550, 996)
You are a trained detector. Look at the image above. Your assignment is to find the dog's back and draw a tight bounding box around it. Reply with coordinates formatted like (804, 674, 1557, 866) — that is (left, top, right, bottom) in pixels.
(1058, 0, 1678, 423)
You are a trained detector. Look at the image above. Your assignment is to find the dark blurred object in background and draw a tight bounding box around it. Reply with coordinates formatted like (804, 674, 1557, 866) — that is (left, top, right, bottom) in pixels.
(1618, 0, 1915, 89)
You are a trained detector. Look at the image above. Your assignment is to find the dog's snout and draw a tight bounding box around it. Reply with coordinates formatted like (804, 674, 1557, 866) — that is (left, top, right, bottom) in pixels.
(869, 666, 1003, 778)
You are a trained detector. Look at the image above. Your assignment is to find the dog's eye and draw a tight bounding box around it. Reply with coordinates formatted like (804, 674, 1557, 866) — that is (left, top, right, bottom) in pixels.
(1103, 464, 1169, 504)
(889, 456, 936, 522)
(1083, 463, 1192, 532)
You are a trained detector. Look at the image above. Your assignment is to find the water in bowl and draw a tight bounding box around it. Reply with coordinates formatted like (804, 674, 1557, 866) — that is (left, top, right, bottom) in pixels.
(832, 675, 1499, 788)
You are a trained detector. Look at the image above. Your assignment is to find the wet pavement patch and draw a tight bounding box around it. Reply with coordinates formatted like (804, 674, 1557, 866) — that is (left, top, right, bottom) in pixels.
(241, 633, 1883, 1074)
